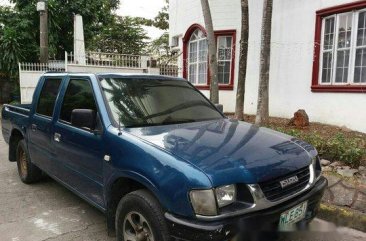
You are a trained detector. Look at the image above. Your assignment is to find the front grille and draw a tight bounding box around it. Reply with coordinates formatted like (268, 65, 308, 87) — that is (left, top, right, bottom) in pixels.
(259, 166, 310, 202)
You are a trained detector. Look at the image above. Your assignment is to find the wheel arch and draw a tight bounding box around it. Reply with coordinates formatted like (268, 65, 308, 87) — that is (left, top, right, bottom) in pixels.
(105, 173, 166, 234)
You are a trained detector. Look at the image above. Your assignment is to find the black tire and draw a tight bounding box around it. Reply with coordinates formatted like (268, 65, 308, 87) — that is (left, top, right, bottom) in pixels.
(116, 189, 170, 241)
(16, 139, 42, 184)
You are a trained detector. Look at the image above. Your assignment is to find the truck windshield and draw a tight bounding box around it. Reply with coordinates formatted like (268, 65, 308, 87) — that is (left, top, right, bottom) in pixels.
(99, 78, 223, 128)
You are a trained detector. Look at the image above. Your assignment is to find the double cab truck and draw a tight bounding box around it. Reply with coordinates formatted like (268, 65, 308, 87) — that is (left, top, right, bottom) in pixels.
(1, 73, 327, 241)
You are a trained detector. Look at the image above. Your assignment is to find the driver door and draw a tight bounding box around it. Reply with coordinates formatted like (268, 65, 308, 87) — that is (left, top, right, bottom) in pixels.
(53, 77, 105, 208)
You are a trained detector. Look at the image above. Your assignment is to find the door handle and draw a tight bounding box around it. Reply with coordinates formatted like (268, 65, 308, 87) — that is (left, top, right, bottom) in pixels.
(31, 124, 37, 131)
(54, 133, 61, 142)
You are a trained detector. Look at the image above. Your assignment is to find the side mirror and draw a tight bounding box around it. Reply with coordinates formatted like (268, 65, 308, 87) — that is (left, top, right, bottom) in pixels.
(215, 104, 223, 113)
(71, 109, 96, 130)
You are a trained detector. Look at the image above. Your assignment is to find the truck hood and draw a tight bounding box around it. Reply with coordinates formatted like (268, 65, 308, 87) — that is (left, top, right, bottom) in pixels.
(124, 119, 314, 186)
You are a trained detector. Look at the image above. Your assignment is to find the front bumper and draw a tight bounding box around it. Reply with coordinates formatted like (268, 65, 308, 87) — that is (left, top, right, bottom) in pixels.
(165, 176, 327, 241)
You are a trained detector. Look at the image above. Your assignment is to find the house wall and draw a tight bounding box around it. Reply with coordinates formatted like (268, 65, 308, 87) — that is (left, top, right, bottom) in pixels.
(169, 0, 366, 133)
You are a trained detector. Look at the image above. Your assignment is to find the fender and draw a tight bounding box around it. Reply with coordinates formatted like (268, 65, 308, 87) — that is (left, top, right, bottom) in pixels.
(104, 168, 166, 210)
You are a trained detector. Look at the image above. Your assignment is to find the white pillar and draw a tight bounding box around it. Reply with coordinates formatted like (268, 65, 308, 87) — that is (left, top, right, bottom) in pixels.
(74, 14, 86, 65)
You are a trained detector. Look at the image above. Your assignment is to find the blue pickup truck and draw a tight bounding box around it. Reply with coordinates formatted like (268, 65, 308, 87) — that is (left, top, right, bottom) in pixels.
(1, 73, 327, 241)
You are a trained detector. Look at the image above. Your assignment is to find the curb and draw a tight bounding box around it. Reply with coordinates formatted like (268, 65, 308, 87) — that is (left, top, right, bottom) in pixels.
(318, 203, 366, 232)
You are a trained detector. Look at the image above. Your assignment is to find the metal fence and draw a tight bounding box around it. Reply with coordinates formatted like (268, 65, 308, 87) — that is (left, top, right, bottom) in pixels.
(67, 52, 146, 68)
(19, 62, 66, 72)
(159, 64, 179, 77)
(19, 53, 182, 76)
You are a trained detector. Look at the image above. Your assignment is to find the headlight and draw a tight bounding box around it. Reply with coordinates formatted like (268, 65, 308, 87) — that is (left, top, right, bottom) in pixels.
(312, 155, 322, 180)
(190, 185, 237, 216)
(189, 189, 217, 216)
(215, 184, 236, 208)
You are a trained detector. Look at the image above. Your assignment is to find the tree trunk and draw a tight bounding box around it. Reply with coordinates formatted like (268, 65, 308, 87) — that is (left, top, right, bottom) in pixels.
(200, 0, 219, 104)
(255, 0, 273, 125)
(235, 0, 249, 121)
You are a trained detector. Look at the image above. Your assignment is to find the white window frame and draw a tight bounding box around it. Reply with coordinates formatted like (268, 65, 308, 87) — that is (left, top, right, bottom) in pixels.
(353, 9, 366, 85)
(188, 30, 208, 86)
(319, 15, 336, 85)
(319, 8, 366, 85)
(217, 35, 233, 85)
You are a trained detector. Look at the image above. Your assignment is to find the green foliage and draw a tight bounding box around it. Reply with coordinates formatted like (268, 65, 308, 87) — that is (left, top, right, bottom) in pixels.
(145, 1, 172, 62)
(5, 0, 120, 60)
(0, 6, 38, 77)
(134, 0, 169, 31)
(273, 127, 366, 167)
(88, 16, 149, 55)
(148, 32, 171, 61)
(152, 1, 169, 31)
(325, 133, 364, 167)
(9, 100, 20, 105)
(0, 28, 23, 76)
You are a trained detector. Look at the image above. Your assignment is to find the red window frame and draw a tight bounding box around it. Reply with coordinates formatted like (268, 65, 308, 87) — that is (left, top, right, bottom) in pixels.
(312, 1, 366, 93)
(182, 24, 236, 90)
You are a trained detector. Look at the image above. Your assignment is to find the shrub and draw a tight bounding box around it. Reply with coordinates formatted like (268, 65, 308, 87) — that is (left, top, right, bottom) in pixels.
(273, 128, 365, 167)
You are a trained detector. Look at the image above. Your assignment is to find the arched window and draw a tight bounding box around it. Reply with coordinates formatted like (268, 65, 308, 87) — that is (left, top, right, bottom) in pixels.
(188, 29, 208, 85)
(183, 24, 236, 90)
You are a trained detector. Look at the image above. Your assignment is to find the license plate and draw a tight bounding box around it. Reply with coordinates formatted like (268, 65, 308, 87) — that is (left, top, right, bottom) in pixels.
(279, 201, 308, 228)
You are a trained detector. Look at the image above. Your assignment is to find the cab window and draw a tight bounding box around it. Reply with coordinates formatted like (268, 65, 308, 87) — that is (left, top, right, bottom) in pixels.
(36, 78, 63, 117)
(60, 78, 98, 124)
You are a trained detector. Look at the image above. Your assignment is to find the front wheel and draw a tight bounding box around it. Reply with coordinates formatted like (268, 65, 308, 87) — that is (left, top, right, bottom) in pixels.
(116, 189, 170, 241)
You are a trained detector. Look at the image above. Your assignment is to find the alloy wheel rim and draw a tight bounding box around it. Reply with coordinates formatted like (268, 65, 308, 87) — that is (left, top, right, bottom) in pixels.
(123, 211, 155, 241)
(19, 148, 27, 177)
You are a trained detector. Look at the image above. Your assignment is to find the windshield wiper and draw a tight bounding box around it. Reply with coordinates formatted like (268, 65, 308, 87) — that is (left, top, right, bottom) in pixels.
(161, 119, 197, 125)
(124, 118, 197, 128)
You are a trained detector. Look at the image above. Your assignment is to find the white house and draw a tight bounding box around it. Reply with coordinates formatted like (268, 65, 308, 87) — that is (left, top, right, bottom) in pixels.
(169, 0, 366, 133)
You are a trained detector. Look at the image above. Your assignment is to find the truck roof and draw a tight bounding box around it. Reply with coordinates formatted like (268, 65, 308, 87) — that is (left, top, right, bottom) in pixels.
(42, 72, 185, 81)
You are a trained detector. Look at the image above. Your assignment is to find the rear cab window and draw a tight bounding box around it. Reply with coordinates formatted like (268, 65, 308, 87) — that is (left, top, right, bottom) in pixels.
(36, 77, 63, 118)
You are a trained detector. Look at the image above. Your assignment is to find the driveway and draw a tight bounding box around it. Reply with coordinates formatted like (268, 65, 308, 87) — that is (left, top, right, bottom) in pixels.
(0, 128, 365, 241)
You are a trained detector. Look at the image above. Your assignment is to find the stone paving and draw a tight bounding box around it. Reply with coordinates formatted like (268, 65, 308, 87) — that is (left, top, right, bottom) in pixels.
(322, 172, 366, 213)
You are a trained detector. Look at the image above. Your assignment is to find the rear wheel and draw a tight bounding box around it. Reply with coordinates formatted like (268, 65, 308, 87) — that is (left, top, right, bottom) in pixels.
(16, 139, 42, 184)
(116, 189, 170, 241)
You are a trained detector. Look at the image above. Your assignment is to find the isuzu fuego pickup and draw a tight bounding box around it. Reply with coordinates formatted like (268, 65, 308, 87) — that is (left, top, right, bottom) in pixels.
(1, 73, 327, 241)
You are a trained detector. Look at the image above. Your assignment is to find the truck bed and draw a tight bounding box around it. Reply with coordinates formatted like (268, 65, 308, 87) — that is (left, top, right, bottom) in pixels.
(1, 104, 31, 144)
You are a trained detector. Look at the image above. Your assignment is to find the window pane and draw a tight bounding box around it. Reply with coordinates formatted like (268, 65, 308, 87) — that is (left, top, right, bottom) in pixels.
(218, 61, 231, 84)
(338, 13, 353, 49)
(354, 67, 362, 83)
(335, 50, 350, 83)
(217, 35, 232, 84)
(37, 78, 62, 117)
(357, 12, 366, 46)
(198, 39, 208, 62)
(189, 42, 198, 63)
(218, 36, 232, 61)
(198, 63, 207, 84)
(189, 64, 197, 84)
(188, 29, 207, 85)
(354, 48, 366, 83)
(324, 18, 335, 50)
(321, 52, 333, 83)
(60, 79, 97, 123)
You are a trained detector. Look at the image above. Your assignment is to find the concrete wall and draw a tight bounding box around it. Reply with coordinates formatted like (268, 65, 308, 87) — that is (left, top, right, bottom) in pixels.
(19, 71, 44, 104)
(169, 0, 366, 133)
